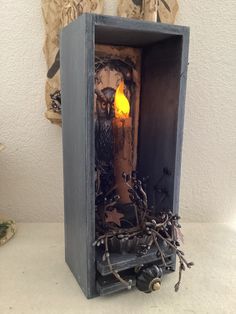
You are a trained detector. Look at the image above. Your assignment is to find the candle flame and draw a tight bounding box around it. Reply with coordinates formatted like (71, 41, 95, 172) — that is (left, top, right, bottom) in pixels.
(114, 81, 130, 119)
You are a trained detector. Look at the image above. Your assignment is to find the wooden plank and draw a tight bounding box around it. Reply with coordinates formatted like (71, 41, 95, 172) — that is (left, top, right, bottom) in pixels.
(96, 276, 136, 296)
(138, 36, 184, 213)
(61, 14, 96, 299)
(97, 249, 174, 276)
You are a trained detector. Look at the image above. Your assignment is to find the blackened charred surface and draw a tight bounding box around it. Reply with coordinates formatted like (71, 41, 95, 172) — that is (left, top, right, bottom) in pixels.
(138, 36, 183, 214)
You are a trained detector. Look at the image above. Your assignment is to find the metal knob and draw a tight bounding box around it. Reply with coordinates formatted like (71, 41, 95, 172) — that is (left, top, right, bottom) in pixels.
(136, 265, 163, 293)
(152, 281, 161, 291)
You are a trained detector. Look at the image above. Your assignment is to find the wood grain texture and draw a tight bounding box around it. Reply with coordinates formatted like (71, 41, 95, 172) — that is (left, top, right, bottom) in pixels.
(61, 14, 96, 298)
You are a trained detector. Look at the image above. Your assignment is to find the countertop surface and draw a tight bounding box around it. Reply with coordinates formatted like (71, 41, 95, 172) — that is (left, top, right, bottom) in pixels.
(0, 223, 235, 314)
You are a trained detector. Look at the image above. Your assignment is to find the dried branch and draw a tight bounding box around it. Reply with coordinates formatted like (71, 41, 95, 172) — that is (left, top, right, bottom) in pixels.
(95, 173, 193, 291)
(104, 235, 132, 288)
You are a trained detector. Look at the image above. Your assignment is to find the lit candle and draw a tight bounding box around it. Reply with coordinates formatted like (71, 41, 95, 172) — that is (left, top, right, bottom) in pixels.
(113, 81, 133, 203)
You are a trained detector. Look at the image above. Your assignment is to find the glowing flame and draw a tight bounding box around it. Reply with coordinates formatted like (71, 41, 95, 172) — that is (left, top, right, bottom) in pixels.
(114, 81, 130, 119)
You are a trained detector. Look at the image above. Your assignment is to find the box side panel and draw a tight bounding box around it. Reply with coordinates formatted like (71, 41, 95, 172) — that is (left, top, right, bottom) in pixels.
(61, 15, 96, 298)
(138, 37, 183, 213)
(173, 30, 190, 214)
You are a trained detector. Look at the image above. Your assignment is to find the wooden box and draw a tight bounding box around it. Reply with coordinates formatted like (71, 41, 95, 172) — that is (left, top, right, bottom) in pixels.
(61, 13, 189, 299)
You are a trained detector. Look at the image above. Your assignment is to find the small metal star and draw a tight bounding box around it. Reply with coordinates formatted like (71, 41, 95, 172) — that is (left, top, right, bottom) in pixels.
(105, 209, 124, 227)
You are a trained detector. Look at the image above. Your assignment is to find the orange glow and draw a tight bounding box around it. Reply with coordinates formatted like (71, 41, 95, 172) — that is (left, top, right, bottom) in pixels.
(114, 81, 130, 119)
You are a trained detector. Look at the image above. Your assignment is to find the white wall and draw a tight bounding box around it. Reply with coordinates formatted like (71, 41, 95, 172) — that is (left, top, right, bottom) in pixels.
(177, 0, 236, 222)
(0, 1, 235, 222)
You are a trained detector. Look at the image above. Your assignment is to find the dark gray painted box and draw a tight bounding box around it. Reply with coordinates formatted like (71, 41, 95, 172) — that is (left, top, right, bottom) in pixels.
(61, 13, 189, 299)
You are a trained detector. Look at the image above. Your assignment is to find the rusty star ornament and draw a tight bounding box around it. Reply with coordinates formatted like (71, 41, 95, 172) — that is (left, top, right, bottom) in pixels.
(105, 209, 124, 227)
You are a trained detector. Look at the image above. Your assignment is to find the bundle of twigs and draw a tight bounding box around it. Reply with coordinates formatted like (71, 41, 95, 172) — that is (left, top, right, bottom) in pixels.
(94, 172, 194, 291)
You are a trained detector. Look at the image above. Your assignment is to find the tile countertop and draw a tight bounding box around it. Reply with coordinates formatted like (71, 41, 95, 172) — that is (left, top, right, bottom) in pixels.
(0, 223, 235, 314)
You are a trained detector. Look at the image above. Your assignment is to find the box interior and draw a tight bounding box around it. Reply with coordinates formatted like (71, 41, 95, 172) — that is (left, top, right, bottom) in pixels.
(94, 26, 183, 293)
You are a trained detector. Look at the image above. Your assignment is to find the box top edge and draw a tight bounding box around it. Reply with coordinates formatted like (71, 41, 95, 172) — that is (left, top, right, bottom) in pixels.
(90, 13, 189, 35)
(61, 13, 189, 37)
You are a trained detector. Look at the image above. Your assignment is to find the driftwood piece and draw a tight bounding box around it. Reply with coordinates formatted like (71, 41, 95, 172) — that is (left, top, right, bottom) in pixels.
(42, 0, 104, 125)
(117, 0, 178, 23)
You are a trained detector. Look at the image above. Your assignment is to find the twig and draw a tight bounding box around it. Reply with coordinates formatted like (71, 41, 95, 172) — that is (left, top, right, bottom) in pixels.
(104, 235, 131, 288)
(174, 260, 185, 292)
(152, 233, 167, 267)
